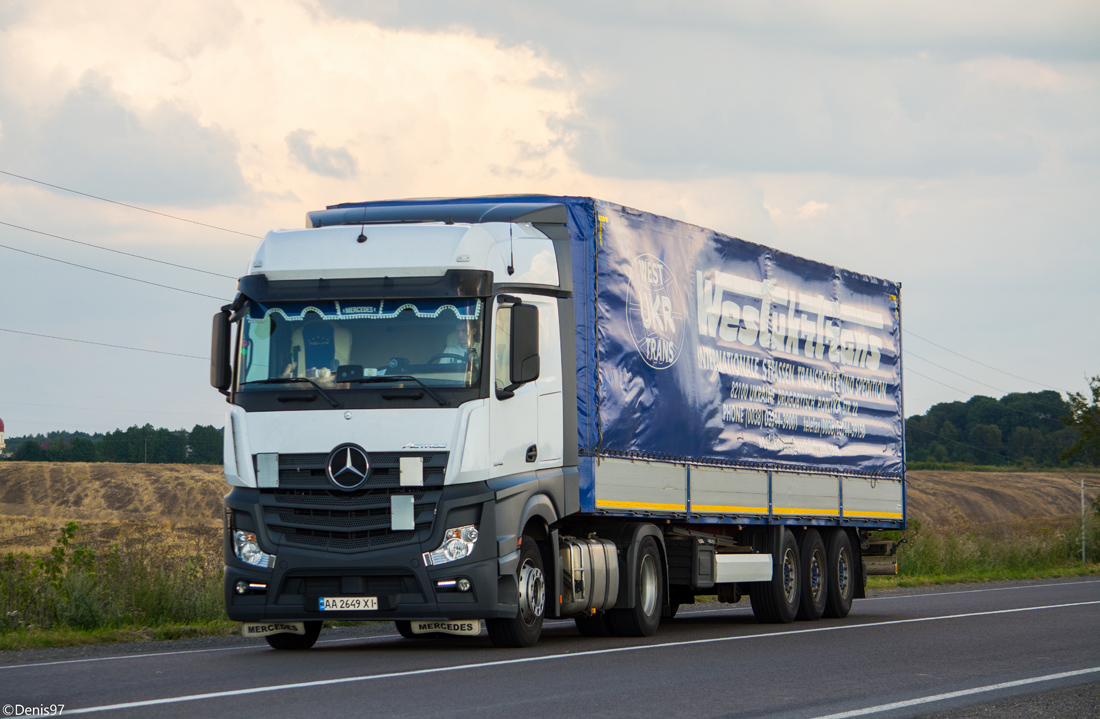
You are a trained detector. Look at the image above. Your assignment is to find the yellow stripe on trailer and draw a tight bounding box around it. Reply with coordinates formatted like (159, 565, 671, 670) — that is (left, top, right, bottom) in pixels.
(772, 507, 841, 516)
(595, 499, 687, 512)
(841, 510, 904, 519)
(691, 504, 768, 514)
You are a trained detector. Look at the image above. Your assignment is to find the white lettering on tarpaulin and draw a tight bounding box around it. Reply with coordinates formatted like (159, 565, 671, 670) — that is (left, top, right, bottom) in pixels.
(627, 254, 686, 369)
(695, 269, 886, 370)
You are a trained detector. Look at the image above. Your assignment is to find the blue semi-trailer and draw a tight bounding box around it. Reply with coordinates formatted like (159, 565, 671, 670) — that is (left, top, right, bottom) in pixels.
(211, 195, 904, 648)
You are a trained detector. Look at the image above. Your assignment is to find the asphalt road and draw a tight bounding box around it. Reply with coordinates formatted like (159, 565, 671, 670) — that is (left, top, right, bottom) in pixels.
(1, 578, 1097, 718)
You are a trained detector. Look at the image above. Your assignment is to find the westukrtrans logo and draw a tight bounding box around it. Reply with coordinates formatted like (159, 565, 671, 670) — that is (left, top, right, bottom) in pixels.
(626, 254, 685, 369)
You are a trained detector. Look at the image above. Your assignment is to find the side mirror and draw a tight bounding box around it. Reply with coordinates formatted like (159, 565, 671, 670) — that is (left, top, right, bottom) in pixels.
(510, 304, 540, 385)
(211, 310, 232, 394)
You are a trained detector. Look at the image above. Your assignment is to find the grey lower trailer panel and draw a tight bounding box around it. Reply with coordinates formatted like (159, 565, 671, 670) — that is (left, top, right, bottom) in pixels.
(582, 457, 904, 529)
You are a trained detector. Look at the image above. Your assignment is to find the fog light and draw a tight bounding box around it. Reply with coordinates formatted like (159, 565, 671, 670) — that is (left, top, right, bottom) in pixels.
(422, 524, 479, 566)
(235, 580, 249, 595)
(233, 530, 275, 568)
(456, 578, 471, 592)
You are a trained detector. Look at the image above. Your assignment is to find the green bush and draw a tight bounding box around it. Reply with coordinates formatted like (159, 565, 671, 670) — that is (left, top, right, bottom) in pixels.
(897, 512, 1100, 578)
(0, 521, 223, 633)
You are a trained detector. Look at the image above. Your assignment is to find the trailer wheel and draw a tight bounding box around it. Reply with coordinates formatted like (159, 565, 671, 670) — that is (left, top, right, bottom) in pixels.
(749, 528, 800, 623)
(264, 621, 322, 650)
(487, 536, 545, 647)
(796, 529, 827, 621)
(574, 612, 615, 637)
(609, 537, 663, 637)
(823, 529, 855, 618)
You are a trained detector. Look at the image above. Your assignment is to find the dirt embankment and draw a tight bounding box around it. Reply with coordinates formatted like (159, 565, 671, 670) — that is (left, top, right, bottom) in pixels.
(0, 461, 1096, 536)
(0, 462, 225, 526)
(905, 470, 1099, 526)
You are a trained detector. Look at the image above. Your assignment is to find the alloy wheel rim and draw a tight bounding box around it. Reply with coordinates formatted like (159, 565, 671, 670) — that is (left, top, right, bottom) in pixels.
(810, 549, 825, 604)
(517, 559, 545, 626)
(639, 553, 658, 616)
(782, 547, 798, 604)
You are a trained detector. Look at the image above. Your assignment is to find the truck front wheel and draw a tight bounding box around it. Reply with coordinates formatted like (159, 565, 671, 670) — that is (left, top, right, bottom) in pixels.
(265, 621, 322, 650)
(487, 536, 545, 647)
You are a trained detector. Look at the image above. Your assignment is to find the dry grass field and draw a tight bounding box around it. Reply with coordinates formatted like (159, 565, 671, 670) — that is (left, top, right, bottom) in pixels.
(0, 462, 1095, 556)
(0, 462, 225, 557)
(906, 470, 1100, 526)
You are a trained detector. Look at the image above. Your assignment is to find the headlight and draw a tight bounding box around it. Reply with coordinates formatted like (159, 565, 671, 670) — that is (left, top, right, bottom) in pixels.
(233, 530, 275, 568)
(422, 525, 478, 566)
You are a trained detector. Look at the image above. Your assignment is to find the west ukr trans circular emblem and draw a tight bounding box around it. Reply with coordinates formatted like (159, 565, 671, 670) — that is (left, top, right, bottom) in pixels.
(626, 254, 685, 369)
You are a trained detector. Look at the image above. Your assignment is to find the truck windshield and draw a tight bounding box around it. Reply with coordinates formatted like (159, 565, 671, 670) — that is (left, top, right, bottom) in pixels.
(236, 298, 484, 391)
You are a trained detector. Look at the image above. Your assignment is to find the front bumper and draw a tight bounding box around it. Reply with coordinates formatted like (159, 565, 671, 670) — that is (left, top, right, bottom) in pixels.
(223, 483, 519, 623)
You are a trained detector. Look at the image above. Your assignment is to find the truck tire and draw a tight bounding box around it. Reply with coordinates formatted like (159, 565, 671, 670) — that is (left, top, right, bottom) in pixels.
(749, 528, 800, 623)
(609, 537, 663, 637)
(487, 536, 545, 647)
(574, 612, 615, 637)
(264, 621, 322, 650)
(823, 529, 855, 618)
(796, 529, 827, 621)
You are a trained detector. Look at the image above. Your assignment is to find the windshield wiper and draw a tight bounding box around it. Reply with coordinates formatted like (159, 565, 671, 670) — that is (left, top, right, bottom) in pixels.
(344, 375, 449, 407)
(241, 378, 342, 408)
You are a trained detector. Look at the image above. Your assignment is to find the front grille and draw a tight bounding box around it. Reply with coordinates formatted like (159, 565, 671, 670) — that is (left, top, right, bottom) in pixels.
(257, 451, 446, 552)
(264, 451, 448, 490)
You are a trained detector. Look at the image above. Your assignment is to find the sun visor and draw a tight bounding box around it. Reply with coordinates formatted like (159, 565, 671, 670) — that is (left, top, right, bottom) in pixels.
(237, 270, 493, 302)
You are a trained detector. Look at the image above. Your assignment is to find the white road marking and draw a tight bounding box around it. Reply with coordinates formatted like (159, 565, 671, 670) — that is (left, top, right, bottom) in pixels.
(859, 578, 1100, 601)
(0, 578, 1095, 671)
(0, 634, 399, 670)
(805, 666, 1100, 719)
(62, 600, 1100, 715)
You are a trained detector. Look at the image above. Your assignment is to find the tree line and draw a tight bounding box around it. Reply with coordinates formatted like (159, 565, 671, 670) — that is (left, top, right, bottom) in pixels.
(3, 424, 223, 464)
(906, 386, 1098, 467)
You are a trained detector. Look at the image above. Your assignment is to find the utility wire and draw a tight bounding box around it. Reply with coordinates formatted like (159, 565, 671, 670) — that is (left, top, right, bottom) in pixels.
(904, 329, 1068, 393)
(0, 220, 236, 279)
(906, 367, 1065, 426)
(0, 400, 223, 418)
(0, 328, 206, 360)
(0, 169, 261, 239)
(907, 352, 1069, 415)
(1, 386, 220, 408)
(0, 242, 224, 300)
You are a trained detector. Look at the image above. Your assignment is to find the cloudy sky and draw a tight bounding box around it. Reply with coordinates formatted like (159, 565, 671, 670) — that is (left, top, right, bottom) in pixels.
(0, 0, 1097, 437)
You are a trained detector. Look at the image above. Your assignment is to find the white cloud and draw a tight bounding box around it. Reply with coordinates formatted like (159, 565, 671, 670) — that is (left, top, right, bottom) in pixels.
(0, 0, 1095, 431)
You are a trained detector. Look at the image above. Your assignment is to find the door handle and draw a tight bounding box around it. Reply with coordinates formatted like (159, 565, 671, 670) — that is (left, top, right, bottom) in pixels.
(525, 445, 538, 463)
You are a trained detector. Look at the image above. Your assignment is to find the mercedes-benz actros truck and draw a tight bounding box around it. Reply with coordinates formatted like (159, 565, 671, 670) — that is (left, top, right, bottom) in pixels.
(211, 195, 905, 649)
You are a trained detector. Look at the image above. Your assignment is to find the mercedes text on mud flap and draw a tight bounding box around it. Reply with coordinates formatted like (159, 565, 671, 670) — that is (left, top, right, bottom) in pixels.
(212, 196, 905, 650)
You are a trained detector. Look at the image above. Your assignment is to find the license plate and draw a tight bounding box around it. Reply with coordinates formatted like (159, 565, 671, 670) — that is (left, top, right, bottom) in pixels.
(318, 596, 378, 611)
(411, 620, 481, 636)
(241, 622, 305, 637)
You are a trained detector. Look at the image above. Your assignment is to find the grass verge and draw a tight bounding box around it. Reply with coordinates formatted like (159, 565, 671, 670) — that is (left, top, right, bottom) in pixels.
(0, 620, 239, 651)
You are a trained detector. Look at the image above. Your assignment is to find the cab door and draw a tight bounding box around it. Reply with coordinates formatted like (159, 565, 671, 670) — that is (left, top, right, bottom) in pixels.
(488, 295, 540, 479)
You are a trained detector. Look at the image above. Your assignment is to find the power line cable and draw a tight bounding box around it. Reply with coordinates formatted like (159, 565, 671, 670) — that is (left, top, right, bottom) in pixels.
(0, 242, 224, 300)
(904, 329, 1069, 393)
(0, 400, 224, 418)
(0, 327, 206, 360)
(907, 352, 1068, 415)
(906, 367, 1065, 426)
(1, 386, 220, 408)
(0, 220, 236, 279)
(0, 169, 261, 239)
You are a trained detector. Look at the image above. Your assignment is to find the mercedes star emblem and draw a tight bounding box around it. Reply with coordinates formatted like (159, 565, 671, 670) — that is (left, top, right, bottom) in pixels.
(326, 444, 369, 489)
